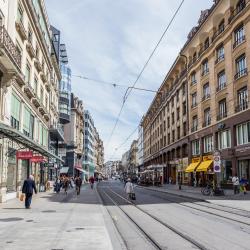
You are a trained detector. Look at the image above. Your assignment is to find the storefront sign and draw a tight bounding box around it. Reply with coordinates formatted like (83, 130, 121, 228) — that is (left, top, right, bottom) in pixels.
(31, 156, 46, 163)
(16, 151, 33, 159)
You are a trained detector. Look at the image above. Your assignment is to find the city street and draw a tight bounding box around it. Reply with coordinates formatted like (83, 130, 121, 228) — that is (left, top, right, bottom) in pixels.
(98, 180, 250, 250)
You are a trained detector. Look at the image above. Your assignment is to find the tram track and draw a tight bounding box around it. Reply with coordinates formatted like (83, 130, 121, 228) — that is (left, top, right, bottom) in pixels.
(135, 187, 250, 226)
(99, 185, 208, 250)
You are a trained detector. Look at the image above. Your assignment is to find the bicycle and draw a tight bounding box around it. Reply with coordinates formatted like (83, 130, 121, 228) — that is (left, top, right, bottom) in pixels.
(201, 185, 225, 196)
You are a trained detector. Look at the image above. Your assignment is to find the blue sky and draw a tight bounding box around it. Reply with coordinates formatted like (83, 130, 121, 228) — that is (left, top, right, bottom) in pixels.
(45, 0, 213, 161)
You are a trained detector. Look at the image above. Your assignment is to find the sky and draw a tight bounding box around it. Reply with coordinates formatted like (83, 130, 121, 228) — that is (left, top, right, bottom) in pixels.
(45, 0, 213, 162)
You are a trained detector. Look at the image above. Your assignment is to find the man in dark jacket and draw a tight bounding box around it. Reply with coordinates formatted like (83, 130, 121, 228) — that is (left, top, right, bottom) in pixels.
(75, 177, 82, 195)
(22, 175, 37, 209)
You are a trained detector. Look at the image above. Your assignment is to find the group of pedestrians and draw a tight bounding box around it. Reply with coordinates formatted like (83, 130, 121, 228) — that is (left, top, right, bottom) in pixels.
(54, 176, 83, 195)
(232, 175, 248, 195)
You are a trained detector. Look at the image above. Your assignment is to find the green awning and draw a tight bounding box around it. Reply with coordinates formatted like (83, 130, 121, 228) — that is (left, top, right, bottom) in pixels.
(0, 122, 63, 163)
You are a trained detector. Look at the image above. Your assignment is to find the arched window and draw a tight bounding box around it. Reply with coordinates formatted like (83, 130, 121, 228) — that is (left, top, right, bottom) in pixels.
(236, 0, 246, 13)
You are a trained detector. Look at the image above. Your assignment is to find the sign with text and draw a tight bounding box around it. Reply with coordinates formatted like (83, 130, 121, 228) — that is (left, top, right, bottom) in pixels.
(213, 151, 221, 173)
(16, 151, 33, 159)
(30, 156, 46, 163)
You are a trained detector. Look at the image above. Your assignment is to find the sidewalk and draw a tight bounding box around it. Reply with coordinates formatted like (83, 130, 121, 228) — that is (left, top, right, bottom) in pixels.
(0, 185, 123, 250)
(137, 183, 250, 211)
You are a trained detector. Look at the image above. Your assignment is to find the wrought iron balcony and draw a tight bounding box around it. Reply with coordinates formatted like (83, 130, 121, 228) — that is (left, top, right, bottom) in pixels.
(0, 26, 22, 70)
(215, 54, 225, 64)
(235, 102, 248, 112)
(191, 125, 198, 133)
(49, 124, 64, 142)
(217, 112, 227, 121)
(228, 2, 246, 23)
(190, 79, 197, 86)
(201, 68, 209, 77)
(191, 103, 197, 109)
(216, 83, 226, 92)
(233, 36, 246, 49)
(234, 68, 248, 80)
(202, 118, 211, 127)
(202, 94, 210, 102)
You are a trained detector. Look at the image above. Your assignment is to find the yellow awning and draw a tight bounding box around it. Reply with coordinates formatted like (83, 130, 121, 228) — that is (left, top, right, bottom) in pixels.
(185, 162, 200, 173)
(196, 160, 213, 172)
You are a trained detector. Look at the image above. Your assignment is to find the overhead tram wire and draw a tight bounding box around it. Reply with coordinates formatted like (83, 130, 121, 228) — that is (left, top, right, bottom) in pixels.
(105, 0, 185, 150)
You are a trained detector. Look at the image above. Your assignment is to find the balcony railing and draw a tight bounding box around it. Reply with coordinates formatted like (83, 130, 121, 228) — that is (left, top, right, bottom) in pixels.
(216, 83, 226, 92)
(202, 94, 210, 101)
(235, 102, 248, 112)
(191, 125, 198, 133)
(190, 79, 197, 86)
(201, 68, 209, 77)
(215, 54, 225, 64)
(191, 103, 197, 109)
(228, 2, 246, 23)
(233, 36, 246, 49)
(217, 112, 227, 121)
(234, 68, 248, 80)
(202, 118, 211, 127)
(212, 26, 225, 42)
(0, 26, 21, 69)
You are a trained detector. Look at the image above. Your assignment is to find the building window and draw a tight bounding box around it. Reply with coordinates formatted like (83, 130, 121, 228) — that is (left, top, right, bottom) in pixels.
(171, 112, 175, 124)
(236, 121, 250, 145)
(218, 130, 231, 149)
(30, 115, 34, 139)
(172, 130, 175, 142)
(34, 77, 38, 95)
(204, 37, 209, 50)
(192, 140, 200, 155)
(28, 26, 33, 44)
(168, 133, 170, 144)
(203, 83, 210, 100)
(204, 108, 211, 127)
(183, 122, 187, 136)
(25, 63, 31, 84)
(17, 4, 24, 24)
(177, 126, 180, 140)
(218, 20, 224, 34)
(204, 135, 213, 153)
(201, 59, 209, 76)
(171, 97, 174, 107)
(177, 108, 180, 120)
(192, 115, 198, 132)
(236, 0, 246, 14)
(234, 25, 245, 49)
(183, 101, 187, 115)
(167, 117, 170, 128)
(190, 71, 196, 85)
(217, 70, 226, 91)
(191, 92, 197, 108)
(193, 52, 197, 63)
(11, 94, 20, 130)
(23, 107, 30, 137)
(216, 45, 224, 63)
(182, 83, 186, 95)
(176, 90, 179, 102)
(236, 86, 248, 112)
(218, 99, 227, 120)
(235, 54, 247, 79)
(40, 87, 44, 104)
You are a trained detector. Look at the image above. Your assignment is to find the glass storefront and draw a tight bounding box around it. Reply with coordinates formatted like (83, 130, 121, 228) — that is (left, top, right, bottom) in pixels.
(6, 149, 17, 193)
(238, 160, 250, 181)
(221, 160, 232, 181)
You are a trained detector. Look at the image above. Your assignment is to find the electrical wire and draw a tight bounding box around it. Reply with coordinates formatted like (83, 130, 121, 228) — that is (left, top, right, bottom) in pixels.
(105, 0, 185, 150)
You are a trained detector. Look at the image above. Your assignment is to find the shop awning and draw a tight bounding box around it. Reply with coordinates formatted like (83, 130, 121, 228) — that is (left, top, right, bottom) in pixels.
(196, 160, 213, 172)
(0, 122, 63, 163)
(60, 167, 69, 174)
(185, 162, 200, 173)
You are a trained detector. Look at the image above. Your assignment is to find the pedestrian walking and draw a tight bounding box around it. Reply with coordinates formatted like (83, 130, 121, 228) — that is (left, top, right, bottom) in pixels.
(75, 176, 82, 195)
(54, 178, 61, 194)
(124, 178, 134, 199)
(63, 177, 69, 194)
(22, 175, 37, 209)
(232, 174, 240, 194)
(89, 176, 95, 189)
(240, 176, 248, 195)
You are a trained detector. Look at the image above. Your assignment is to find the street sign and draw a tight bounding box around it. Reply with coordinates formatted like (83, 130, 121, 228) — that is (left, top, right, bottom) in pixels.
(16, 151, 33, 159)
(213, 151, 221, 172)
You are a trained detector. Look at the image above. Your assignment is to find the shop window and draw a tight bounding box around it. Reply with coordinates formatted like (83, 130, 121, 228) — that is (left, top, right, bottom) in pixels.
(236, 121, 250, 145)
(218, 130, 231, 149)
